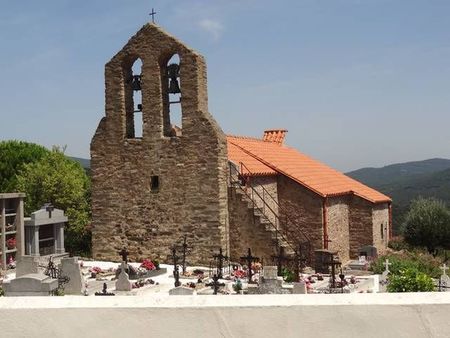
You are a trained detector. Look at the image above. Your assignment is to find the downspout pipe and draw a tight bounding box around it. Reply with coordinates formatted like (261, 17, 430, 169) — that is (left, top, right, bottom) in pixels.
(388, 202, 393, 240)
(322, 197, 328, 249)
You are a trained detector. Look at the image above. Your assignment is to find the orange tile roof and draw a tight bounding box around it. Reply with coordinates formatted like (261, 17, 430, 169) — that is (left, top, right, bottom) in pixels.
(227, 135, 391, 204)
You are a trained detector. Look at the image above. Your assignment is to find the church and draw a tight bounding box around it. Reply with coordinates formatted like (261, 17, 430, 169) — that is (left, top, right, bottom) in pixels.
(91, 23, 391, 265)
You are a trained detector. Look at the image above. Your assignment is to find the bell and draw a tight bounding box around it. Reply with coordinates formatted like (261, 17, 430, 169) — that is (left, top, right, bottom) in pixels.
(168, 78, 181, 94)
(131, 75, 141, 91)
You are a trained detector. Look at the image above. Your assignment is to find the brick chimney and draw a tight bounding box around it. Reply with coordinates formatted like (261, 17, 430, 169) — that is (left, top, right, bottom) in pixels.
(263, 129, 288, 145)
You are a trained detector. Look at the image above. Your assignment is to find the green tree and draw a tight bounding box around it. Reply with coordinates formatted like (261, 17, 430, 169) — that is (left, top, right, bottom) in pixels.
(402, 197, 450, 255)
(16, 147, 91, 255)
(0, 140, 49, 192)
(387, 268, 435, 292)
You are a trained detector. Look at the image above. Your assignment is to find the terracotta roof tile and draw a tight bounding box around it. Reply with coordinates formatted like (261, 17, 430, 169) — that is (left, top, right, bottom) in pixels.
(227, 135, 391, 204)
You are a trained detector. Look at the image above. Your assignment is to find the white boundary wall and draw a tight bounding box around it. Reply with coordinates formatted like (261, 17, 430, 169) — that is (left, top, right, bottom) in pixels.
(0, 293, 449, 337)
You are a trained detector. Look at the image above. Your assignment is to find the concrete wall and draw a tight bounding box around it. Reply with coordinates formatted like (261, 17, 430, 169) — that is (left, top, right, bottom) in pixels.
(326, 196, 350, 263)
(0, 293, 449, 338)
(91, 24, 228, 264)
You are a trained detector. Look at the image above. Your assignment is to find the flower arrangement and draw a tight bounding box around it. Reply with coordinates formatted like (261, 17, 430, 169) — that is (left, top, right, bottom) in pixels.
(232, 269, 247, 278)
(140, 259, 156, 271)
(6, 237, 16, 249)
(89, 266, 102, 274)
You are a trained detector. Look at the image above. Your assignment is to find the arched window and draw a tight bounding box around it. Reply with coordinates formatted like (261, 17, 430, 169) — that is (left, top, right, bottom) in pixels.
(125, 58, 143, 138)
(162, 54, 182, 137)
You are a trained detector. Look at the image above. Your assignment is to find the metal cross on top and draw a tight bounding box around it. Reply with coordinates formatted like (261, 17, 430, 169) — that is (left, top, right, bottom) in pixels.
(441, 263, 448, 276)
(149, 8, 157, 23)
(240, 248, 259, 284)
(213, 248, 228, 279)
(45, 203, 54, 218)
(119, 248, 129, 263)
(171, 246, 181, 287)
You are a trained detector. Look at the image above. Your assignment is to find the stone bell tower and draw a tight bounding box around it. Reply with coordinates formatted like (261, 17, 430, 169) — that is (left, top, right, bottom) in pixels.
(91, 24, 229, 263)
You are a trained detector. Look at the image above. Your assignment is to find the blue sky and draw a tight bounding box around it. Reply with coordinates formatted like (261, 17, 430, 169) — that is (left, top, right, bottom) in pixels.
(1, 0, 449, 172)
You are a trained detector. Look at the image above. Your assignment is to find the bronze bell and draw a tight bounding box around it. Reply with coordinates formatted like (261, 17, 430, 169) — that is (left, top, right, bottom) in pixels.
(131, 75, 141, 91)
(167, 63, 181, 94)
(168, 78, 181, 94)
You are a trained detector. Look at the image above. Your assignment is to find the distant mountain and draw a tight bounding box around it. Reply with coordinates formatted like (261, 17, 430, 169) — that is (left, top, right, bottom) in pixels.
(347, 158, 450, 232)
(347, 158, 450, 188)
(69, 157, 91, 172)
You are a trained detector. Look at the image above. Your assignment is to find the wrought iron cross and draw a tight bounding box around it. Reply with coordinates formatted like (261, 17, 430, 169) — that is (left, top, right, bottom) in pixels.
(179, 235, 192, 275)
(172, 246, 181, 287)
(206, 274, 225, 295)
(45, 203, 54, 218)
(119, 248, 129, 263)
(213, 248, 228, 279)
(272, 246, 290, 277)
(240, 248, 259, 284)
(149, 8, 156, 23)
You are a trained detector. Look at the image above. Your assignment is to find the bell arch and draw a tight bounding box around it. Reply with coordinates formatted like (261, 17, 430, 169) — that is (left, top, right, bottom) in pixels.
(161, 53, 182, 137)
(124, 57, 144, 138)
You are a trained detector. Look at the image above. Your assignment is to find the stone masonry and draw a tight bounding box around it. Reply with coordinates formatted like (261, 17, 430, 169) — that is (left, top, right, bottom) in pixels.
(91, 24, 228, 264)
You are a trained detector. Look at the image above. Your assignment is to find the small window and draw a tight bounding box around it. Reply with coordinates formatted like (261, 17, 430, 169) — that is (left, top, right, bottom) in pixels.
(151, 176, 159, 192)
(380, 223, 384, 239)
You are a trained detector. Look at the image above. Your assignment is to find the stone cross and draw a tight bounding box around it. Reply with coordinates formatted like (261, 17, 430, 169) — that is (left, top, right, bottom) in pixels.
(240, 248, 259, 284)
(119, 248, 129, 263)
(384, 259, 392, 273)
(149, 8, 156, 23)
(213, 248, 228, 279)
(440, 263, 448, 276)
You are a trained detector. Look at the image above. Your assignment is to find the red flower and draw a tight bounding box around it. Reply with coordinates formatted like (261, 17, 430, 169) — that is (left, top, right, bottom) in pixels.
(6, 237, 16, 249)
(140, 259, 156, 271)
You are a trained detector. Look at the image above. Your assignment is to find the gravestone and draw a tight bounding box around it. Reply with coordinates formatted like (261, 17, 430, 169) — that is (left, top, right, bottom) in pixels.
(60, 257, 84, 295)
(169, 286, 194, 295)
(248, 266, 290, 295)
(262, 266, 278, 280)
(359, 245, 378, 260)
(292, 281, 307, 294)
(115, 262, 132, 291)
(16, 256, 40, 277)
(3, 273, 58, 296)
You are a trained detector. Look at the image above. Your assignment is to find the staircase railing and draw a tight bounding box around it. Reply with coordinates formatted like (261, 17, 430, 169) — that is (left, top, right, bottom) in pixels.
(229, 162, 295, 254)
(229, 161, 313, 264)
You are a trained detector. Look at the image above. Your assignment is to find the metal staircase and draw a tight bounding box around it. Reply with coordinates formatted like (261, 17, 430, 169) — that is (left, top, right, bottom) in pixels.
(228, 162, 312, 264)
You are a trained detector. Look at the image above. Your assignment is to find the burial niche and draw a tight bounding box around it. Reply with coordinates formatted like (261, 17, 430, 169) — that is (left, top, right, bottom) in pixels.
(125, 58, 144, 138)
(162, 54, 182, 137)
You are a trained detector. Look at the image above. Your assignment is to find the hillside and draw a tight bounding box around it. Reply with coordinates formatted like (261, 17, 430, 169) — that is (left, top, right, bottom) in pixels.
(347, 158, 450, 232)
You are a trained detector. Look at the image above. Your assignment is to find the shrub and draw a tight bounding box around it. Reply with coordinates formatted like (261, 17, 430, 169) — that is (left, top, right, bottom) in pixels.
(281, 267, 294, 282)
(387, 268, 435, 292)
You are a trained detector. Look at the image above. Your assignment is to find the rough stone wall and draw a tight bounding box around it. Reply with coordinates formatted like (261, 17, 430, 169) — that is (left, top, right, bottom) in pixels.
(228, 187, 276, 262)
(326, 197, 350, 263)
(276, 176, 324, 255)
(248, 175, 278, 225)
(348, 196, 373, 258)
(372, 203, 389, 255)
(91, 24, 228, 264)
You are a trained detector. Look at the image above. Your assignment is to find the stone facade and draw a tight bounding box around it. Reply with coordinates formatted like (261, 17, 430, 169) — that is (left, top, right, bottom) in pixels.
(277, 175, 324, 254)
(326, 197, 350, 263)
(91, 24, 228, 264)
(91, 23, 390, 266)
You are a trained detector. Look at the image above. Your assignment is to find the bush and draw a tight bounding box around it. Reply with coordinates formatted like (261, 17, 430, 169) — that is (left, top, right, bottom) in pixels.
(281, 267, 294, 282)
(370, 252, 442, 278)
(402, 197, 450, 255)
(387, 268, 435, 292)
